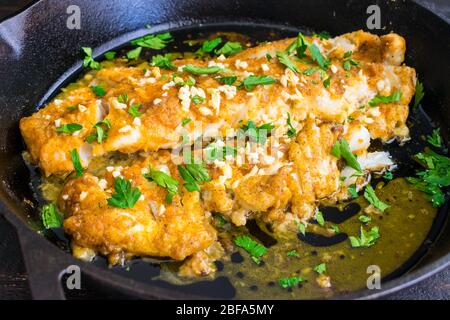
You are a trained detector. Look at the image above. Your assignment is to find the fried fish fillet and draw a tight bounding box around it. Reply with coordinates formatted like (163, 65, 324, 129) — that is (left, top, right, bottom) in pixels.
(21, 30, 415, 176)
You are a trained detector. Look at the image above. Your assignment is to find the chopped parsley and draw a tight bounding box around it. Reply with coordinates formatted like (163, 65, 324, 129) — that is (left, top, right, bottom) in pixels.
(67, 105, 78, 111)
(315, 210, 325, 227)
(183, 64, 223, 75)
(342, 51, 359, 71)
(348, 184, 358, 198)
(56, 123, 82, 134)
(413, 78, 425, 108)
(70, 148, 83, 177)
(117, 93, 129, 104)
(383, 171, 394, 181)
(303, 67, 318, 75)
(107, 177, 142, 209)
(331, 225, 340, 234)
(131, 32, 172, 50)
(81, 47, 101, 70)
(181, 117, 191, 126)
(86, 119, 111, 144)
(128, 103, 142, 117)
(308, 43, 330, 69)
(238, 120, 275, 144)
(332, 139, 362, 172)
(364, 185, 389, 212)
(41, 203, 63, 229)
(358, 215, 371, 224)
(286, 33, 308, 57)
(278, 276, 304, 288)
(323, 76, 331, 88)
(144, 167, 179, 204)
(205, 144, 237, 161)
(216, 76, 237, 85)
(196, 37, 222, 56)
(215, 41, 243, 56)
(91, 85, 107, 97)
(286, 113, 297, 138)
(234, 235, 267, 263)
(126, 46, 142, 60)
(191, 95, 205, 104)
(295, 220, 306, 236)
(406, 150, 450, 207)
(427, 128, 442, 148)
(287, 249, 300, 257)
(104, 51, 116, 60)
(177, 162, 211, 192)
(368, 91, 402, 107)
(276, 51, 300, 73)
(313, 31, 331, 40)
(314, 263, 327, 274)
(241, 75, 277, 91)
(349, 226, 380, 248)
(151, 53, 175, 70)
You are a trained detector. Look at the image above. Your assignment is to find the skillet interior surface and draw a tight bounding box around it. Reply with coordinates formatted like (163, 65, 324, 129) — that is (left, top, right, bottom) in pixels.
(0, 0, 450, 299)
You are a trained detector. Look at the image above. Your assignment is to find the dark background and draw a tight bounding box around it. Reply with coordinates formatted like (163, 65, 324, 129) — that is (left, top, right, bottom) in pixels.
(0, 0, 449, 300)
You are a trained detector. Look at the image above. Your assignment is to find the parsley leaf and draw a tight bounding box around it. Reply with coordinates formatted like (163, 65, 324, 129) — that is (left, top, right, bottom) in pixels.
(128, 103, 142, 117)
(286, 33, 308, 57)
(286, 113, 297, 138)
(56, 123, 82, 134)
(349, 226, 380, 248)
(191, 95, 205, 104)
(315, 210, 325, 226)
(276, 51, 300, 73)
(151, 54, 175, 70)
(413, 78, 425, 108)
(383, 171, 394, 181)
(91, 85, 107, 97)
(70, 148, 83, 177)
(238, 120, 275, 144)
(41, 203, 63, 229)
(332, 139, 362, 172)
(359, 215, 371, 224)
(279, 276, 304, 288)
(82, 47, 101, 70)
(107, 177, 142, 209)
(364, 185, 389, 212)
(126, 46, 142, 60)
(234, 235, 267, 262)
(241, 75, 277, 91)
(196, 37, 222, 56)
(205, 144, 237, 161)
(183, 64, 223, 75)
(314, 263, 327, 274)
(342, 51, 359, 71)
(215, 76, 237, 85)
(313, 31, 331, 40)
(427, 128, 442, 148)
(181, 117, 191, 126)
(368, 91, 402, 107)
(308, 43, 330, 69)
(348, 184, 358, 198)
(118, 93, 129, 104)
(287, 249, 299, 257)
(104, 51, 116, 60)
(295, 220, 306, 236)
(131, 32, 172, 50)
(303, 67, 318, 75)
(215, 41, 243, 56)
(178, 162, 211, 192)
(406, 150, 450, 207)
(144, 167, 179, 203)
(86, 119, 111, 144)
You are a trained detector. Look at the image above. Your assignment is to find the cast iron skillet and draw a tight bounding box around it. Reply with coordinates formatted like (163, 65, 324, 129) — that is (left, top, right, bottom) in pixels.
(0, 0, 450, 300)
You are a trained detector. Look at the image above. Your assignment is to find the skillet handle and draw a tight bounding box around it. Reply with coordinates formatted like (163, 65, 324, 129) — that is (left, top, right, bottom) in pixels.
(17, 228, 67, 300)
